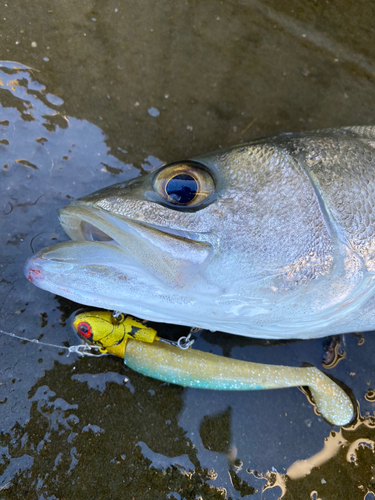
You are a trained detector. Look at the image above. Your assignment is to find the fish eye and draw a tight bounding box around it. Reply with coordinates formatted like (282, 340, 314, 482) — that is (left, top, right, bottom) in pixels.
(153, 161, 215, 207)
(77, 321, 92, 339)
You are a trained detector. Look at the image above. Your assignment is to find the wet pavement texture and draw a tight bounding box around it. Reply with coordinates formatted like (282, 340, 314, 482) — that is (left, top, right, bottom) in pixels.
(1, 1, 375, 499)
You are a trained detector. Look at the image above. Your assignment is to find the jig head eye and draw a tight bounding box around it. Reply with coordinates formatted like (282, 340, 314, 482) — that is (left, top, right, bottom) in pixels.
(76, 321, 92, 339)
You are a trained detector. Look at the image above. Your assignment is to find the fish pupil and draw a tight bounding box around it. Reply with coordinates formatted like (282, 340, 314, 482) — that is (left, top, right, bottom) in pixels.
(166, 174, 197, 204)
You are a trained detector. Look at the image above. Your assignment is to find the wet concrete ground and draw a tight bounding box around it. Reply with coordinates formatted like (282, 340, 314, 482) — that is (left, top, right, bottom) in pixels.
(1, 1, 375, 498)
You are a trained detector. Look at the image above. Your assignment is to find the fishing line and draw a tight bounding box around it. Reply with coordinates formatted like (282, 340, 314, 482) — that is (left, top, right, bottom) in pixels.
(0, 328, 108, 357)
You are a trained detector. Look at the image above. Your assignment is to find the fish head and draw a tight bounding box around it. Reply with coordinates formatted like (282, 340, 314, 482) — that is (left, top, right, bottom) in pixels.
(26, 153, 254, 326)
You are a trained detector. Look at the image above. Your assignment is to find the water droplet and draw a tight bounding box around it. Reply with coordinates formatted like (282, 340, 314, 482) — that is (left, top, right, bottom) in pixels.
(148, 107, 160, 117)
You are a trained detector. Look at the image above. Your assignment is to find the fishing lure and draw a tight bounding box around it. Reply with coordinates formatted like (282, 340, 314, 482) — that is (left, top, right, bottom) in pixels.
(72, 310, 354, 427)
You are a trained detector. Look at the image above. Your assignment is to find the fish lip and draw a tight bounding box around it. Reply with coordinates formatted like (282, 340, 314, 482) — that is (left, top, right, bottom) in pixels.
(25, 266, 44, 283)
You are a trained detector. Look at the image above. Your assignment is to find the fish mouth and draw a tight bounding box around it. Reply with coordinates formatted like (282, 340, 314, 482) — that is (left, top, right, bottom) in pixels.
(24, 203, 213, 313)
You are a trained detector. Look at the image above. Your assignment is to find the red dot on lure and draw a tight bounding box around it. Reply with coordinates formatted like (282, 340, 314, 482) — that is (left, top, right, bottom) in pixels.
(76, 321, 92, 339)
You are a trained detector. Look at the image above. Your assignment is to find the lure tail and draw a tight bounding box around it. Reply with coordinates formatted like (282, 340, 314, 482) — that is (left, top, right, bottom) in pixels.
(124, 340, 354, 427)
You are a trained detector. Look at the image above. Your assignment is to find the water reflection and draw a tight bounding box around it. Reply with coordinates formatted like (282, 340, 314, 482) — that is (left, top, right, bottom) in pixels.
(1, 353, 374, 499)
(1, 357, 227, 499)
(275, 410, 375, 499)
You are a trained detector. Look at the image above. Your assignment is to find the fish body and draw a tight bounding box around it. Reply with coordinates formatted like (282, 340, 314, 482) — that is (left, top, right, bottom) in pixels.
(25, 127, 375, 339)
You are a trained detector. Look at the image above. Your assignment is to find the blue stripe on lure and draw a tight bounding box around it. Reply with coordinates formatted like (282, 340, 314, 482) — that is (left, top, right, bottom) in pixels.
(72, 310, 354, 427)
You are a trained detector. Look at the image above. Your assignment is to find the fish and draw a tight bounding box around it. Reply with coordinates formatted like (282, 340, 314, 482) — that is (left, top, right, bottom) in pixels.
(24, 126, 375, 340)
(72, 310, 354, 426)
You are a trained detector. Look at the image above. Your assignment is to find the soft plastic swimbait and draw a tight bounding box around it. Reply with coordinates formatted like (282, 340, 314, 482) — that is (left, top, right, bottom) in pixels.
(72, 310, 354, 426)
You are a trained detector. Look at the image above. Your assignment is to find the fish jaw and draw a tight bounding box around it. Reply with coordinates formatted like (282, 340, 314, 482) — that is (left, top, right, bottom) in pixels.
(23, 203, 217, 326)
(24, 240, 193, 322)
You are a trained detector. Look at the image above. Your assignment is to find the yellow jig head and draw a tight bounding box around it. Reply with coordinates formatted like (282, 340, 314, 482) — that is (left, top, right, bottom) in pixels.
(73, 310, 158, 358)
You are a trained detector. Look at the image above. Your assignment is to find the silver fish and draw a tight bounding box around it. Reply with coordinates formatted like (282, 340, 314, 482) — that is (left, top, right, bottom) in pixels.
(25, 126, 375, 340)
